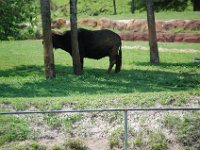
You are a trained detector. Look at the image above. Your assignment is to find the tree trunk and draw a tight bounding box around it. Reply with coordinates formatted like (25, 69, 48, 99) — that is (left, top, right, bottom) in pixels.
(40, 0, 56, 79)
(70, 0, 83, 75)
(113, 0, 117, 15)
(131, 0, 135, 14)
(193, 0, 200, 11)
(146, 0, 159, 64)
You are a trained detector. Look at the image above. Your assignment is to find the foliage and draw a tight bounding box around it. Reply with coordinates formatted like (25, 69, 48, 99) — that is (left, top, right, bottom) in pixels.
(0, 0, 39, 40)
(134, 0, 190, 12)
(0, 115, 31, 145)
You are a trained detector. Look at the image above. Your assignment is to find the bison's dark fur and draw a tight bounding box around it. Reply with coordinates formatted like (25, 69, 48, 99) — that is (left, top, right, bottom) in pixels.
(52, 28, 122, 73)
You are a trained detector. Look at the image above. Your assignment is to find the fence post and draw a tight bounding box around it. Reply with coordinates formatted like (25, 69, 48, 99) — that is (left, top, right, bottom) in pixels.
(124, 110, 128, 150)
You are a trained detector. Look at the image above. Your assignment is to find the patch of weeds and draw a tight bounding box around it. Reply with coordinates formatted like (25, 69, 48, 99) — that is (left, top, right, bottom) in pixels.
(163, 115, 181, 129)
(164, 113, 200, 149)
(14, 102, 30, 111)
(64, 114, 82, 131)
(159, 95, 188, 106)
(108, 127, 124, 149)
(177, 113, 200, 148)
(43, 113, 62, 129)
(49, 101, 64, 110)
(65, 138, 88, 150)
(16, 142, 47, 150)
(148, 131, 167, 150)
(52, 145, 64, 150)
(0, 115, 31, 145)
(133, 132, 143, 147)
(106, 111, 123, 124)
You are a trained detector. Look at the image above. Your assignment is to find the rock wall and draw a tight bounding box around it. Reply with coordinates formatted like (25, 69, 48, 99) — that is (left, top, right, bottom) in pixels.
(118, 32, 200, 43)
(51, 18, 200, 43)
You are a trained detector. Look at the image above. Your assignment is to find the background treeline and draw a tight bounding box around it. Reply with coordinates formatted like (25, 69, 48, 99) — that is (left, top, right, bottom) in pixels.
(0, 0, 198, 40)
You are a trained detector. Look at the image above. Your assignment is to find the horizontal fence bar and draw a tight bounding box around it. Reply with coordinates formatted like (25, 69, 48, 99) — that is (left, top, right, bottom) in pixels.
(0, 107, 200, 115)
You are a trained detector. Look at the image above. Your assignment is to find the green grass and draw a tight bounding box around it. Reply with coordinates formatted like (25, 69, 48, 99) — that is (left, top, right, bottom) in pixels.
(0, 40, 199, 100)
(164, 112, 200, 149)
(0, 39, 200, 149)
(0, 115, 31, 145)
(149, 131, 167, 150)
(64, 114, 82, 131)
(108, 127, 124, 149)
(50, 0, 200, 20)
(79, 11, 200, 21)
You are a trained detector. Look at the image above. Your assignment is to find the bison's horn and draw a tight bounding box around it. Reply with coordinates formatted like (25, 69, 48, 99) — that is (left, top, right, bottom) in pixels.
(51, 30, 63, 35)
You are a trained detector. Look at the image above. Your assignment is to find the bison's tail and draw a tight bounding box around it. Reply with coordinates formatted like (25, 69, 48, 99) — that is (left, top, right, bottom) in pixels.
(115, 45, 122, 73)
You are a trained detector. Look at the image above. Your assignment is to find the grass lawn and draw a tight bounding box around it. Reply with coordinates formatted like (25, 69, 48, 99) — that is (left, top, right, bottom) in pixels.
(50, 0, 200, 20)
(0, 40, 200, 149)
(79, 11, 200, 20)
(0, 40, 199, 108)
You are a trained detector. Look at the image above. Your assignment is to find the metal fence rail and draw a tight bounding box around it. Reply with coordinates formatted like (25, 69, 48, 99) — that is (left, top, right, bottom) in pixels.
(1, 107, 200, 150)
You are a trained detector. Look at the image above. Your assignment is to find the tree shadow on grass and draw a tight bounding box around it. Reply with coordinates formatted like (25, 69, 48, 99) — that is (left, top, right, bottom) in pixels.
(0, 63, 199, 98)
(135, 62, 200, 68)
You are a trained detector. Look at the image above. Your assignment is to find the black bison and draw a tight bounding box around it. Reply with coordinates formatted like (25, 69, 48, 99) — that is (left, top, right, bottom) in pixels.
(52, 28, 122, 73)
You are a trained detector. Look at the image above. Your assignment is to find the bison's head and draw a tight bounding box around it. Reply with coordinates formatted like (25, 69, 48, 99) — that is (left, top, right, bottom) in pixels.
(51, 30, 71, 52)
(51, 30, 63, 49)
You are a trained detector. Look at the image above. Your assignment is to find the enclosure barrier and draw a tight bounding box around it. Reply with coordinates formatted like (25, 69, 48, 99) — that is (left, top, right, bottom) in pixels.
(1, 107, 200, 150)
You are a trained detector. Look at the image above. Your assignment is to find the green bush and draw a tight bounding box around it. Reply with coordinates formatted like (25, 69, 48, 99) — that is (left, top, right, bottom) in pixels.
(0, 0, 39, 40)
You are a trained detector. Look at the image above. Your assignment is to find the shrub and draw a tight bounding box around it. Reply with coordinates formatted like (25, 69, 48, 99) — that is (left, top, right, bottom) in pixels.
(0, 0, 39, 40)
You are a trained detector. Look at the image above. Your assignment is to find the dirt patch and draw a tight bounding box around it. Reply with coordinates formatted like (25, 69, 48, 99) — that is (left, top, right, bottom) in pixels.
(1, 96, 200, 150)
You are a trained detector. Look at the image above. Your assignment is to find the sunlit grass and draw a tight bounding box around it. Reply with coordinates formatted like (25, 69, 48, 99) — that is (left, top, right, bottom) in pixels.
(0, 40, 199, 108)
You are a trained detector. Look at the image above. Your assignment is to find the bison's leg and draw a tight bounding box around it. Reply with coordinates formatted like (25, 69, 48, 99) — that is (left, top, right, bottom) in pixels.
(107, 52, 117, 73)
(80, 57, 84, 70)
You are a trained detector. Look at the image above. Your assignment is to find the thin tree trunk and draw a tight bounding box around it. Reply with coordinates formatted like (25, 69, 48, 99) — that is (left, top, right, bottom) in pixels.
(70, 0, 82, 75)
(40, 0, 56, 79)
(131, 0, 135, 14)
(146, 0, 159, 64)
(193, 0, 200, 11)
(113, 0, 117, 15)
